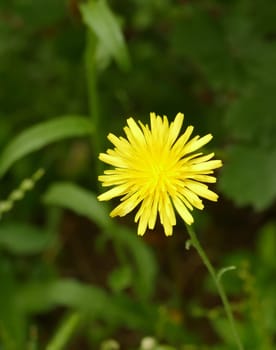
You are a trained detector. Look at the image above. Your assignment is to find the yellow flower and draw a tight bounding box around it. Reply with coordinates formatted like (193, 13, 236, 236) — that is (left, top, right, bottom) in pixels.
(98, 112, 222, 236)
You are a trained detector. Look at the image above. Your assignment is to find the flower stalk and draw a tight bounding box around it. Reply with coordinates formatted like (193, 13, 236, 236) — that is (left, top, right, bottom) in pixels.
(185, 224, 244, 350)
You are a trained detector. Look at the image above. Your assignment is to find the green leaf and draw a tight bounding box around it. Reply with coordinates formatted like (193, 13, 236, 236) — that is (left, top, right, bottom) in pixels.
(111, 226, 157, 300)
(226, 83, 276, 148)
(0, 259, 26, 349)
(43, 182, 110, 229)
(108, 265, 133, 293)
(171, 6, 237, 89)
(43, 182, 157, 299)
(17, 279, 117, 314)
(0, 116, 93, 177)
(211, 316, 244, 346)
(17, 279, 157, 329)
(219, 145, 276, 210)
(0, 222, 54, 254)
(80, 0, 130, 71)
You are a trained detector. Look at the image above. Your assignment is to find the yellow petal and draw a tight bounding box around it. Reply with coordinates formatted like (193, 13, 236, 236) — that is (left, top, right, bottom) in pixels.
(172, 196, 194, 225)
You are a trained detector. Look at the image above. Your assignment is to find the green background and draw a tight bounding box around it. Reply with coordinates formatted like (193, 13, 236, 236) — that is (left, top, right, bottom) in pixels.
(0, 0, 275, 349)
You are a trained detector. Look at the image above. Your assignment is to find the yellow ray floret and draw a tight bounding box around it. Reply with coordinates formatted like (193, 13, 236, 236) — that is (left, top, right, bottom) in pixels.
(98, 112, 222, 236)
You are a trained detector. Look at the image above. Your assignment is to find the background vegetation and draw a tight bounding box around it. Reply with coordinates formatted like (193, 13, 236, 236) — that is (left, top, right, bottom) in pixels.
(0, 0, 276, 349)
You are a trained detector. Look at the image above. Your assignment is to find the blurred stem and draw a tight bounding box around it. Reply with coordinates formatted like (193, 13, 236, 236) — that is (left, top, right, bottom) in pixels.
(185, 224, 244, 350)
(0, 168, 44, 218)
(46, 312, 82, 350)
(85, 30, 102, 179)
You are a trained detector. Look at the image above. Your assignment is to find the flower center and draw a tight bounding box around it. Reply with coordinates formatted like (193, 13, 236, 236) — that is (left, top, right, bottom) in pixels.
(150, 162, 168, 191)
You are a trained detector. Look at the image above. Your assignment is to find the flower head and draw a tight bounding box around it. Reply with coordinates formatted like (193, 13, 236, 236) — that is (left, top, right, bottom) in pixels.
(98, 113, 222, 236)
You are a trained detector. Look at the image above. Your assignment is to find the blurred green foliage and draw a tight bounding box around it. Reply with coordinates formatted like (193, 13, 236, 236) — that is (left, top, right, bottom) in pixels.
(0, 0, 276, 349)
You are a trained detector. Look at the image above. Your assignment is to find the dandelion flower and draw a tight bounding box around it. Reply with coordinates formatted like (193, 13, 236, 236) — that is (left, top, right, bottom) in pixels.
(98, 113, 222, 236)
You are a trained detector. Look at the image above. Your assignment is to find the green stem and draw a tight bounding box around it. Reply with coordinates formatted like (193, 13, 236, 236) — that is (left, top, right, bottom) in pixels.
(186, 224, 244, 350)
(46, 312, 82, 350)
(85, 32, 99, 140)
(84, 31, 102, 181)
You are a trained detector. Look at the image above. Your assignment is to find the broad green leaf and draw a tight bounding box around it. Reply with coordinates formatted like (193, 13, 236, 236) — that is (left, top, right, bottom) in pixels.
(171, 6, 237, 89)
(108, 265, 133, 293)
(43, 182, 157, 299)
(219, 145, 276, 210)
(0, 116, 93, 177)
(211, 317, 245, 347)
(43, 182, 110, 229)
(80, 0, 130, 71)
(226, 83, 276, 148)
(244, 42, 276, 86)
(109, 226, 157, 300)
(0, 259, 26, 349)
(0, 222, 54, 254)
(18, 279, 109, 314)
(17, 279, 156, 329)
